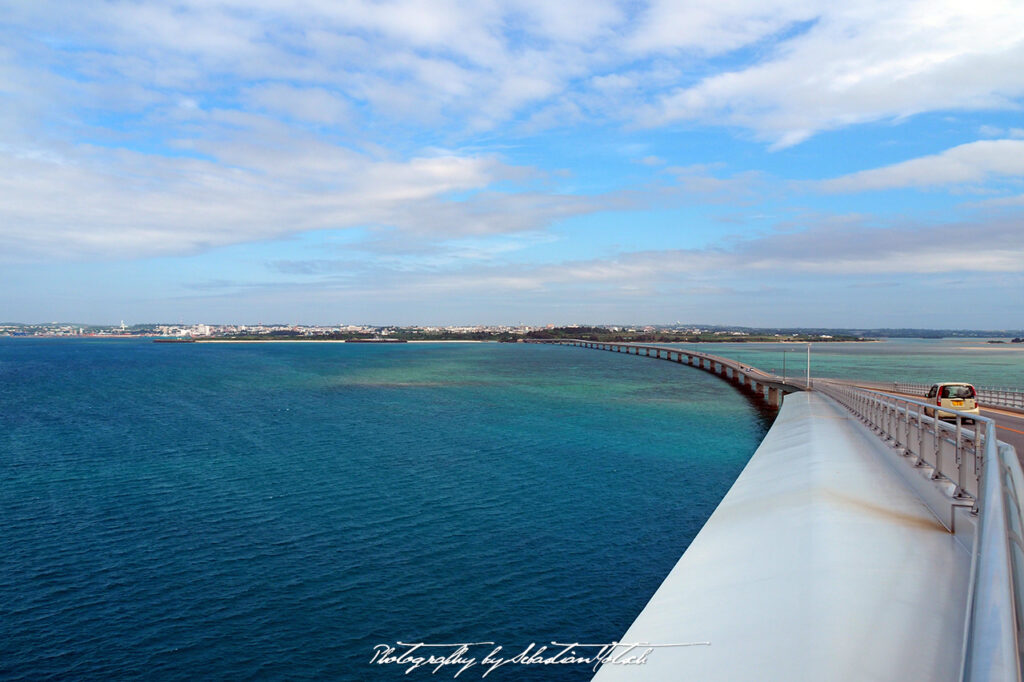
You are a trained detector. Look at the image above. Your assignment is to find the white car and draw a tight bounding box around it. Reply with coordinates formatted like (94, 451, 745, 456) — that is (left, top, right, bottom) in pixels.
(925, 382, 980, 422)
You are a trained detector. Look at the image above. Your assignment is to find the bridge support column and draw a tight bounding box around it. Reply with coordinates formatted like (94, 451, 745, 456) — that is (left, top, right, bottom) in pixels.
(768, 387, 780, 407)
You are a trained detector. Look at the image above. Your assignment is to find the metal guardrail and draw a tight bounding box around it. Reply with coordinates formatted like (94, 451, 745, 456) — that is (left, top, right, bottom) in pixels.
(820, 382, 984, 502)
(889, 381, 1024, 411)
(817, 381, 1023, 682)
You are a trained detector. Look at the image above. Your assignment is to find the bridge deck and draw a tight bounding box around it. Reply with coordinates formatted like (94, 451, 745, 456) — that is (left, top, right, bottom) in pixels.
(594, 391, 973, 682)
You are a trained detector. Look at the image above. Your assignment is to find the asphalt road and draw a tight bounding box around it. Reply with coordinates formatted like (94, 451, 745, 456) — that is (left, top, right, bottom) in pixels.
(982, 406, 1024, 463)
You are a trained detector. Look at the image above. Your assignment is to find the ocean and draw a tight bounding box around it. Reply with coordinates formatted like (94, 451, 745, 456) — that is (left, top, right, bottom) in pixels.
(0, 339, 771, 680)
(664, 337, 1024, 388)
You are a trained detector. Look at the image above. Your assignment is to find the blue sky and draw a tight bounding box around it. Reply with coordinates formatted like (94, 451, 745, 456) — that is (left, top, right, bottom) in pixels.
(2, 0, 1024, 327)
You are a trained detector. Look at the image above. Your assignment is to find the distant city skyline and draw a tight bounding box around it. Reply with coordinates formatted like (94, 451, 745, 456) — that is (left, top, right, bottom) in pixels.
(3, 2, 1024, 327)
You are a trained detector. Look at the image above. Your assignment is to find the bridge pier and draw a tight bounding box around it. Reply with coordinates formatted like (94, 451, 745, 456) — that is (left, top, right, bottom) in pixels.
(768, 386, 781, 407)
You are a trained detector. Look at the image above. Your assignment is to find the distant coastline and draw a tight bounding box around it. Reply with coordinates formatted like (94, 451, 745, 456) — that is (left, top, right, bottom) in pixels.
(193, 339, 491, 343)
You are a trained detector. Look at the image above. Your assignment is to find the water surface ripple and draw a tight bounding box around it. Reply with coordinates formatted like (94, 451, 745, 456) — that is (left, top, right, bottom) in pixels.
(0, 339, 769, 680)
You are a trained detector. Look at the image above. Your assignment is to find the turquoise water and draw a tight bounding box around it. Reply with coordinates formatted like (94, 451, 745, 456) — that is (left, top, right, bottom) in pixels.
(665, 338, 1024, 389)
(0, 339, 770, 680)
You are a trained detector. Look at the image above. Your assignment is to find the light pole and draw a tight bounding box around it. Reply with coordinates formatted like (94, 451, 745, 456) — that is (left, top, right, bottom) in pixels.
(806, 343, 811, 388)
(783, 350, 787, 383)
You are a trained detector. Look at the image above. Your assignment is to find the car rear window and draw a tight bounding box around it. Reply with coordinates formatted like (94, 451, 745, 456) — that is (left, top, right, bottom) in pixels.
(941, 385, 975, 399)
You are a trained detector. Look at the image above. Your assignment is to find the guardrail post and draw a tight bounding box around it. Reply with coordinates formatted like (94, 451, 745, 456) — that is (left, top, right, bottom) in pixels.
(916, 406, 926, 467)
(951, 416, 964, 497)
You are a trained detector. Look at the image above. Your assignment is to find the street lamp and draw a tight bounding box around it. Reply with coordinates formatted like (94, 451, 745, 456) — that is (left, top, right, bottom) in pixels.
(806, 343, 812, 389)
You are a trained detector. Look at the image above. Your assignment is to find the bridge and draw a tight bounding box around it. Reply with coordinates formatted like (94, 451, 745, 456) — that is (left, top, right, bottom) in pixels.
(533, 339, 807, 407)
(529, 339, 1024, 682)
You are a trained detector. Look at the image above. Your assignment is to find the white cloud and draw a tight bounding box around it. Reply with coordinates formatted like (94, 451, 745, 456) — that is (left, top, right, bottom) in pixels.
(819, 139, 1024, 192)
(967, 193, 1024, 209)
(645, 0, 1024, 145)
(627, 0, 820, 55)
(243, 85, 352, 125)
(7, 0, 1024, 150)
(0, 123, 576, 260)
(5, 0, 1024, 267)
(666, 164, 769, 203)
(267, 213, 1024, 303)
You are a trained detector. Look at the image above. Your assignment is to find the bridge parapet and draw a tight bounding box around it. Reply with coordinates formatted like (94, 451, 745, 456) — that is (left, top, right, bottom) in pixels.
(817, 381, 1024, 682)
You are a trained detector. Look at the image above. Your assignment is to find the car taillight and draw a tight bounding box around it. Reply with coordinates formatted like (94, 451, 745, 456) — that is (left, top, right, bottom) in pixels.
(937, 398, 942, 406)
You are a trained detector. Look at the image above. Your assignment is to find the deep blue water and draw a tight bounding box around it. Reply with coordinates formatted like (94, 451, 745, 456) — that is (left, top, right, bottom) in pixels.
(0, 339, 769, 680)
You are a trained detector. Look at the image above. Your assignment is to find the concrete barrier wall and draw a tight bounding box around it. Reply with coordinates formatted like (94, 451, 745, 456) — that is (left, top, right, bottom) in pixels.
(594, 391, 972, 682)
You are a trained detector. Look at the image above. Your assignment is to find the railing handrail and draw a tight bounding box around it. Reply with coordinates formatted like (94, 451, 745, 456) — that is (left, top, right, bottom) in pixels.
(867, 381, 1024, 411)
(815, 381, 1023, 682)
(961, 436, 1023, 682)
(818, 381, 984, 501)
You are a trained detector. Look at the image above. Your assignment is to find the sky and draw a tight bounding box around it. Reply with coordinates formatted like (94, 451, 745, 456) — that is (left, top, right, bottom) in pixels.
(2, 0, 1024, 327)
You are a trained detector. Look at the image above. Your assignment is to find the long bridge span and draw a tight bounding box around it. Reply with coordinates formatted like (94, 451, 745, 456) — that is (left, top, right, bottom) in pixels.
(529, 338, 806, 408)
(529, 338, 1024, 682)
